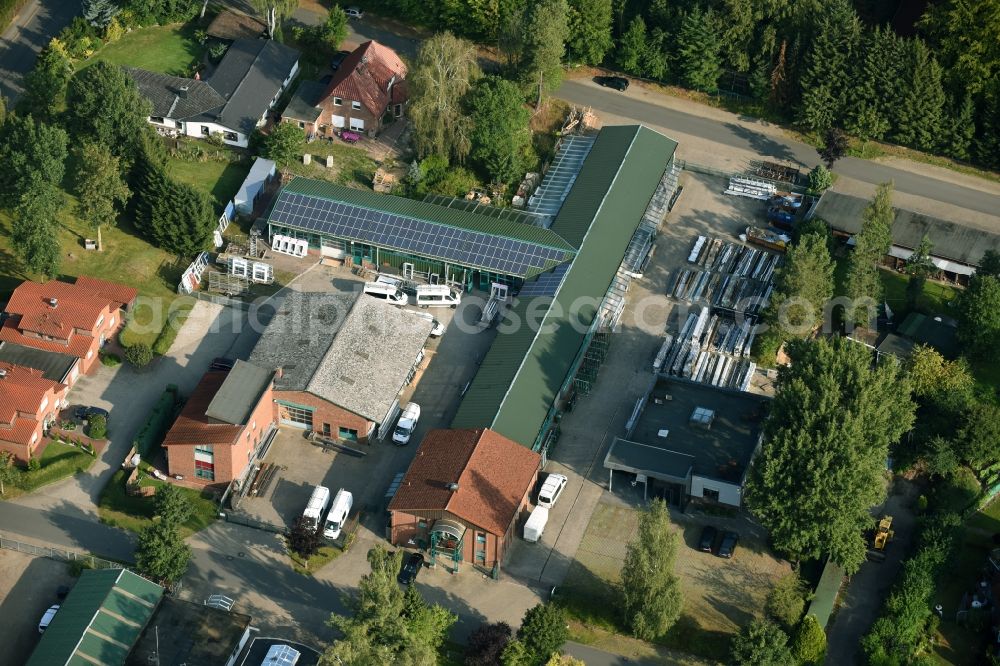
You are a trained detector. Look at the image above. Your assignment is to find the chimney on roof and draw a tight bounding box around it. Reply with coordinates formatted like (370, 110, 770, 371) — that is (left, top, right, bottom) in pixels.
(178, 85, 189, 98)
(0, 369, 6, 379)
(47, 297, 58, 308)
(446, 482, 459, 492)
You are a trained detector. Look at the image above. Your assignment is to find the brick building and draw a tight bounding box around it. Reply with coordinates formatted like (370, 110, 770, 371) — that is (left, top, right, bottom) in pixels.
(281, 40, 407, 137)
(0, 362, 69, 463)
(162, 361, 277, 485)
(0, 277, 137, 376)
(249, 291, 432, 442)
(388, 428, 541, 573)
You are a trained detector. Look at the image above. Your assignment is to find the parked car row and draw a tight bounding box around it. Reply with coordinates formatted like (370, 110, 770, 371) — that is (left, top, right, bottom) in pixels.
(524, 473, 569, 543)
(301, 485, 354, 540)
(362, 275, 462, 309)
(698, 525, 739, 558)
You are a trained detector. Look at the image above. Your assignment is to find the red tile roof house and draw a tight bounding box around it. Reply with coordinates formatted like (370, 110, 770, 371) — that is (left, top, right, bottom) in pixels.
(162, 361, 277, 486)
(0, 277, 137, 377)
(281, 40, 407, 137)
(0, 362, 70, 464)
(388, 428, 541, 574)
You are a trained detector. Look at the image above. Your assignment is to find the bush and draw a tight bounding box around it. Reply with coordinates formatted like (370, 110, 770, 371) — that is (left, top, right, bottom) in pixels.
(766, 573, 809, 629)
(933, 466, 981, 514)
(792, 614, 827, 665)
(124, 342, 153, 367)
(807, 164, 833, 192)
(87, 414, 107, 439)
(287, 516, 322, 558)
(28, 455, 41, 471)
(99, 351, 121, 367)
(68, 558, 94, 577)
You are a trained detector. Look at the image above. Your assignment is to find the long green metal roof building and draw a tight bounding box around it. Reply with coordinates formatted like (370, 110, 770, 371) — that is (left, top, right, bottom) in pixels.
(452, 125, 678, 447)
(27, 568, 163, 666)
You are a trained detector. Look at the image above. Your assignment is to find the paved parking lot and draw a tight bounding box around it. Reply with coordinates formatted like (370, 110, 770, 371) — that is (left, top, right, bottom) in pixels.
(0, 551, 75, 666)
(236, 284, 498, 531)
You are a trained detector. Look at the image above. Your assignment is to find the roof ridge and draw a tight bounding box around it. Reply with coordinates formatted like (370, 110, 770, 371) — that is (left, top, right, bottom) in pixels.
(216, 39, 268, 104)
(446, 429, 484, 513)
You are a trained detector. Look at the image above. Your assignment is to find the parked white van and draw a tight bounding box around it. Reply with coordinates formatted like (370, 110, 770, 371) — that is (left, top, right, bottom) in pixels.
(302, 485, 330, 531)
(537, 473, 568, 509)
(523, 506, 549, 543)
(364, 275, 408, 305)
(392, 402, 421, 445)
(324, 488, 353, 539)
(415, 284, 461, 308)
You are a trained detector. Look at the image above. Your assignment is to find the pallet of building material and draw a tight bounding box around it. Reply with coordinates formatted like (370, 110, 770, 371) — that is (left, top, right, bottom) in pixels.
(688, 236, 707, 263)
(653, 334, 674, 372)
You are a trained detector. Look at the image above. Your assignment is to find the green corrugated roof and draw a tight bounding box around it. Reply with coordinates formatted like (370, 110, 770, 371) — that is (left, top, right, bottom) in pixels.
(452, 125, 678, 445)
(279, 178, 577, 252)
(807, 560, 845, 629)
(27, 569, 163, 666)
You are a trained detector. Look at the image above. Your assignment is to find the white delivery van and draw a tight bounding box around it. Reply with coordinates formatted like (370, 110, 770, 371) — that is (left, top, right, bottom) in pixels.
(323, 488, 353, 539)
(537, 473, 568, 509)
(415, 284, 461, 308)
(301, 485, 330, 531)
(412, 311, 445, 337)
(392, 402, 421, 445)
(364, 275, 408, 305)
(523, 506, 549, 543)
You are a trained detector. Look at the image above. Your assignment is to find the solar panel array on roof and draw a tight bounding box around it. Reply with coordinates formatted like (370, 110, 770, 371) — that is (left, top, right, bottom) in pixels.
(270, 191, 570, 277)
(422, 194, 549, 226)
(518, 263, 570, 297)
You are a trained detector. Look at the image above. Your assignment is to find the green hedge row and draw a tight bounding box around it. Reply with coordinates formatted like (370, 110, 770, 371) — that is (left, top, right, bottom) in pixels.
(134, 386, 179, 458)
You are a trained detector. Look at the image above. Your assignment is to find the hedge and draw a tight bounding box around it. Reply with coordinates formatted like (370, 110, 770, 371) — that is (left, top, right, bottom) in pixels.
(134, 387, 179, 458)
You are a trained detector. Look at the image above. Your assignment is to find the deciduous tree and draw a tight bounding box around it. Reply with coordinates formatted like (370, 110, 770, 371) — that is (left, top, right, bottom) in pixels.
(65, 61, 152, 163)
(958, 403, 1000, 469)
(154, 484, 193, 530)
(11, 182, 63, 277)
(0, 451, 20, 495)
(20, 38, 73, 121)
(746, 336, 915, 573)
(466, 621, 513, 666)
(792, 614, 827, 665)
(408, 32, 479, 162)
(74, 141, 130, 251)
(806, 164, 833, 192)
(260, 121, 305, 168)
(0, 114, 68, 209)
(818, 127, 849, 169)
(250, 0, 298, 39)
(508, 604, 568, 666)
(566, 0, 612, 65)
(136, 520, 191, 585)
(845, 181, 895, 327)
(620, 498, 682, 639)
(765, 573, 809, 629)
(467, 76, 532, 185)
(520, 0, 569, 106)
(956, 273, 1000, 358)
(730, 618, 794, 666)
(904, 234, 935, 308)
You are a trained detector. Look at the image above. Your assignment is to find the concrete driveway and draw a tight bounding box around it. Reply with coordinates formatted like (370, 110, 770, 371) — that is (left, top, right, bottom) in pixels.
(13, 301, 248, 519)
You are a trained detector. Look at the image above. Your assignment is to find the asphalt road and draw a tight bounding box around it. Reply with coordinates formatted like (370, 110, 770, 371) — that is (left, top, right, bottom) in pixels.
(557, 79, 999, 217)
(0, 501, 135, 561)
(0, 0, 80, 102)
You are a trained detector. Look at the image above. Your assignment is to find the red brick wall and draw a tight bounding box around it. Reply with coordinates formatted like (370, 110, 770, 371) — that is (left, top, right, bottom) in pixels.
(389, 510, 512, 570)
(314, 98, 382, 136)
(273, 390, 374, 443)
(0, 382, 69, 463)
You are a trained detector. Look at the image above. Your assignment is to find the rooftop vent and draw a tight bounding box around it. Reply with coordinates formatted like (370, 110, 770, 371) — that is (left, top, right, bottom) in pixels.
(47, 297, 58, 308)
(178, 85, 189, 98)
(446, 482, 459, 492)
(0, 369, 7, 379)
(690, 407, 715, 428)
(340, 375, 355, 385)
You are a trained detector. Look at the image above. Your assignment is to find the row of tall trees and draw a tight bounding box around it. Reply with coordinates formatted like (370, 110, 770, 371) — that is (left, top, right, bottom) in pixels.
(2, 36, 218, 278)
(374, 0, 1000, 170)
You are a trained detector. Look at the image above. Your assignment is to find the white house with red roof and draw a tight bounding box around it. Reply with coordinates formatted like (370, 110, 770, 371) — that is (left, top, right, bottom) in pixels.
(281, 40, 407, 137)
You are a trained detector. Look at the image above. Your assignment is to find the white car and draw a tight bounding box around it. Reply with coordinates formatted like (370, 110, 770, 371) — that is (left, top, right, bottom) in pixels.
(346, 7, 364, 18)
(38, 604, 59, 633)
(413, 311, 445, 337)
(392, 402, 421, 445)
(537, 473, 568, 509)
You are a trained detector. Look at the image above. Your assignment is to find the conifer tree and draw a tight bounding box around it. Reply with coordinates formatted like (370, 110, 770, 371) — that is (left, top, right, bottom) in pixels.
(675, 7, 722, 93)
(797, 0, 861, 130)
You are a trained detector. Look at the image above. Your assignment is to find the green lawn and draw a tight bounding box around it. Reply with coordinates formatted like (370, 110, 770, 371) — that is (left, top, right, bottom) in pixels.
(98, 469, 218, 538)
(86, 24, 201, 76)
(0, 441, 97, 499)
(289, 544, 343, 575)
(167, 153, 254, 212)
(284, 142, 378, 189)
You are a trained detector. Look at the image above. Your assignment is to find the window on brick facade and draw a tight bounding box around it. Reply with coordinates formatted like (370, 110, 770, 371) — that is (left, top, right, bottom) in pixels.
(334, 97, 343, 106)
(351, 101, 361, 110)
(475, 549, 486, 563)
(476, 532, 486, 544)
(195, 460, 215, 480)
(338, 427, 358, 441)
(322, 423, 331, 436)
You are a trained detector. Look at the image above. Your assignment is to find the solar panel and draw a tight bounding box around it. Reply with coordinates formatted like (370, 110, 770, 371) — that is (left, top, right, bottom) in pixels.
(519, 263, 570, 296)
(270, 192, 570, 277)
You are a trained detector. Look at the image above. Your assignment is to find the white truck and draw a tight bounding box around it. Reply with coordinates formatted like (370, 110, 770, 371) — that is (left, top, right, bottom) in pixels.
(523, 506, 549, 543)
(392, 402, 421, 445)
(301, 485, 330, 531)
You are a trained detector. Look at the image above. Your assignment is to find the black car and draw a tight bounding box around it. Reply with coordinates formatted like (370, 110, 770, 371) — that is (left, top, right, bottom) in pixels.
(331, 50, 350, 70)
(698, 525, 717, 552)
(596, 75, 629, 91)
(398, 552, 424, 585)
(717, 531, 739, 558)
(74, 406, 109, 421)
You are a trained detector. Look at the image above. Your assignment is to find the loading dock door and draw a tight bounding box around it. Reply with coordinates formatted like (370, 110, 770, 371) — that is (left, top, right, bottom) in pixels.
(278, 403, 314, 429)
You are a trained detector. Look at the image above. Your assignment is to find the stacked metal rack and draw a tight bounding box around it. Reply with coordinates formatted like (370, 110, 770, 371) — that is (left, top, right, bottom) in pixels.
(668, 236, 780, 319)
(652, 307, 757, 391)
